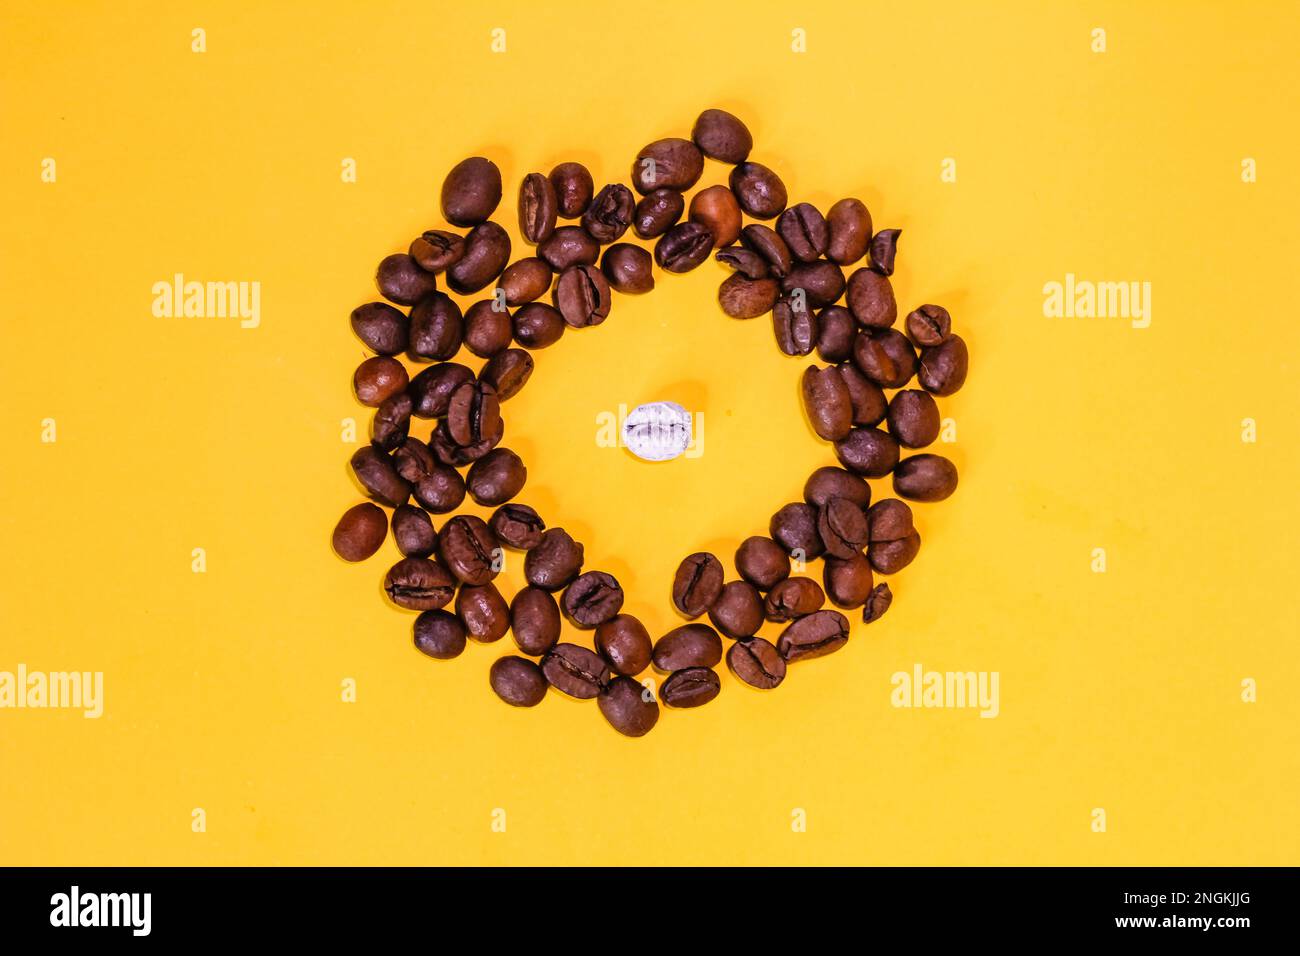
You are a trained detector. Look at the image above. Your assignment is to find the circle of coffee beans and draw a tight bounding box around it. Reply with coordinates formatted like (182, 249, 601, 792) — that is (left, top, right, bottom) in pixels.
(335, 108, 969, 738)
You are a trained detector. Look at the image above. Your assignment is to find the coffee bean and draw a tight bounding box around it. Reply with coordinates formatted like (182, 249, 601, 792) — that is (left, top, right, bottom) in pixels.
(726, 638, 786, 689)
(408, 362, 474, 418)
(763, 577, 826, 622)
(917, 334, 968, 396)
(826, 198, 873, 265)
(391, 503, 436, 558)
(887, 389, 940, 448)
(594, 615, 653, 676)
(729, 162, 787, 219)
(512, 302, 566, 349)
(735, 536, 791, 591)
(632, 138, 704, 193)
(518, 172, 558, 244)
(510, 585, 561, 656)
(782, 261, 846, 308)
(442, 156, 502, 227)
(541, 643, 610, 699)
(776, 609, 850, 662)
(815, 306, 856, 363)
(438, 514, 500, 585)
(602, 243, 655, 294)
(671, 552, 724, 618)
(372, 391, 413, 451)
(407, 292, 464, 361)
(823, 551, 873, 608)
(689, 184, 742, 248)
(333, 502, 388, 561)
(715, 246, 770, 279)
(773, 296, 818, 356)
(718, 274, 780, 319)
(490, 656, 548, 707)
(633, 188, 685, 239)
(834, 426, 900, 478)
(384, 557, 456, 611)
(581, 183, 635, 243)
(446, 380, 501, 446)
(448, 221, 511, 295)
(653, 624, 723, 671)
(852, 328, 917, 388)
(660, 667, 721, 708)
(801, 365, 854, 441)
(692, 108, 752, 163)
(499, 257, 553, 306)
(804, 465, 871, 509)
(598, 676, 660, 736)
(354, 356, 408, 407)
(461, 300, 512, 358)
(708, 580, 764, 639)
(845, 268, 897, 329)
(537, 225, 599, 271)
(549, 162, 594, 219)
(456, 582, 510, 642)
(561, 570, 624, 628)
(430, 415, 503, 466)
(392, 436, 437, 483)
(376, 253, 437, 306)
(479, 349, 533, 400)
(553, 264, 611, 327)
(351, 302, 409, 355)
(414, 609, 467, 660)
(893, 454, 959, 502)
(741, 224, 792, 277)
(869, 228, 901, 276)
(817, 496, 870, 559)
(524, 528, 584, 591)
(489, 503, 545, 550)
(905, 304, 952, 348)
(769, 502, 825, 560)
(863, 583, 893, 623)
(655, 222, 714, 274)
(836, 363, 887, 426)
(411, 462, 467, 514)
(409, 230, 465, 274)
(350, 445, 411, 507)
(466, 447, 526, 506)
(866, 498, 920, 574)
(778, 203, 829, 262)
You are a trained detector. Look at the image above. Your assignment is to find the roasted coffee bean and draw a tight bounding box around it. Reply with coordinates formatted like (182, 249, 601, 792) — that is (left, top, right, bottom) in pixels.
(333, 502, 387, 562)
(866, 498, 920, 574)
(489, 503, 545, 550)
(804, 465, 871, 509)
(372, 391, 413, 451)
(869, 228, 902, 276)
(351, 302, 409, 355)
(581, 183, 635, 243)
(499, 257, 552, 306)
(414, 609, 467, 660)
(823, 551, 873, 608)
(777, 609, 850, 662)
(655, 222, 714, 274)
(490, 656, 548, 707)
(462, 300, 513, 358)
(632, 138, 704, 193)
(782, 261, 845, 308)
(773, 296, 818, 356)
(392, 436, 436, 483)
(409, 362, 474, 418)
(817, 496, 870, 559)
(863, 583, 893, 623)
(633, 188, 685, 239)
(692, 108, 752, 163)
(512, 302, 566, 349)
(741, 224, 792, 277)
(917, 335, 968, 396)
(412, 463, 467, 514)
(602, 243, 655, 294)
(727, 638, 786, 689)
(718, 274, 780, 318)
(391, 503, 437, 558)
(442, 156, 502, 227)
(376, 253, 437, 306)
(778, 203, 829, 262)
(801, 365, 853, 441)
(834, 426, 900, 478)
(354, 356, 408, 407)
(384, 557, 456, 611)
(660, 667, 721, 708)
(599, 676, 660, 736)
(671, 552, 724, 618)
(537, 225, 600, 271)
(845, 268, 897, 329)
(763, 577, 826, 623)
(735, 536, 791, 591)
(561, 570, 624, 629)
(893, 454, 959, 502)
(350, 445, 411, 507)
(887, 389, 940, 448)
(541, 643, 610, 699)
(549, 162, 594, 219)
(815, 306, 856, 363)
(708, 580, 764, 639)
(715, 245, 770, 279)
(479, 349, 533, 400)
(409, 230, 465, 274)
(524, 528, 584, 591)
(429, 415, 503, 466)
(826, 198, 873, 265)
(595, 615, 653, 676)
(518, 172, 558, 244)
(510, 585, 561, 656)
(837, 363, 888, 426)
(438, 514, 500, 585)
(448, 221, 511, 295)
(456, 582, 510, 642)
(407, 292, 464, 361)
(446, 381, 501, 446)
(769, 502, 825, 560)
(653, 624, 723, 672)
(729, 161, 787, 219)
(553, 264, 611, 327)
(466, 447, 526, 506)
(852, 328, 918, 388)
(905, 304, 952, 347)
(689, 185, 742, 248)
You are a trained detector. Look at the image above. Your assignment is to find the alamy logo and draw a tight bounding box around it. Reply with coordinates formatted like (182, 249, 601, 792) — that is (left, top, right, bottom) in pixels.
(0, 664, 103, 718)
(50, 886, 151, 936)
(1042, 273, 1151, 328)
(890, 664, 1000, 718)
(152, 273, 261, 328)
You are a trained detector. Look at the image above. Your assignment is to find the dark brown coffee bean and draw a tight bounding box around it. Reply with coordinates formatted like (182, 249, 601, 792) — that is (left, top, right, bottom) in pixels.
(512, 302, 566, 349)
(350, 445, 410, 507)
(407, 292, 463, 361)
(653, 624, 723, 672)
(834, 426, 900, 478)
(549, 162, 594, 219)
(490, 656, 548, 707)
(741, 224, 792, 277)
(384, 557, 455, 611)
(602, 243, 655, 294)
(845, 268, 897, 329)
(438, 514, 500, 585)
(782, 260, 846, 308)
(672, 552, 724, 618)
(815, 306, 856, 363)
(489, 503, 544, 550)
(718, 274, 780, 319)
(541, 643, 610, 699)
(863, 583, 893, 623)
(817, 496, 870, 559)
(446, 381, 501, 446)
(632, 138, 704, 193)
(866, 498, 921, 574)
(510, 586, 561, 656)
(917, 334, 968, 396)
(769, 502, 825, 560)
(376, 253, 437, 306)
(598, 676, 659, 736)
(715, 245, 770, 279)
(518, 173, 558, 244)
(801, 365, 853, 441)
(442, 156, 501, 227)
(409, 230, 465, 274)
(372, 391, 413, 451)
(853, 328, 918, 389)
(581, 183, 635, 243)
(837, 363, 888, 426)
(561, 570, 624, 628)
(887, 389, 941, 448)
(461, 300, 511, 358)
(353, 356, 408, 407)
(726, 638, 786, 689)
(869, 228, 902, 276)
(457, 582, 510, 642)
(894, 454, 959, 502)
(414, 610, 467, 660)
(479, 349, 533, 400)
(595, 615, 653, 676)
(524, 528, 584, 591)
(351, 302, 409, 355)
(655, 222, 714, 274)
(391, 503, 436, 558)
(823, 551, 873, 608)
(392, 436, 436, 484)
(804, 465, 870, 509)
(764, 577, 826, 623)
(729, 162, 787, 219)
(412, 463, 467, 515)
(537, 224, 599, 271)
(692, 108, 752, 163)
(499, 257, 552, 306)
(777, 609, 850, 662)
(689, 184, 742, 248)
(905, 304, 952, 348)
(826, 198, 873, 265)
(429, 415, 502, 466)
(735, 536, 791, 591)
(448, 221, 511, 295)
(553, 264, 611, 327)
(408, 362, 474, 418)
(773, 296, 818, 356)
(708, 580, 764, 639)
(466, 447, 526, 506)
(660, 667, 721, 708)
(633, 188, 685, 239)
(778, 203, 829, 262)
(332, 502, 387, 562)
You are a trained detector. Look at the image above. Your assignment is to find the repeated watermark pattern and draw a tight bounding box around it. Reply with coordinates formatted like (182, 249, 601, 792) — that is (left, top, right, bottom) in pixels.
(890, 664, 999, 718)
(0, 665, 103, 718)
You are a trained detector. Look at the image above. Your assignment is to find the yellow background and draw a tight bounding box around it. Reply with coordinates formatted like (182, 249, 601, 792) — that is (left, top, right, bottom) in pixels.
(2, 0, 1297, 866)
